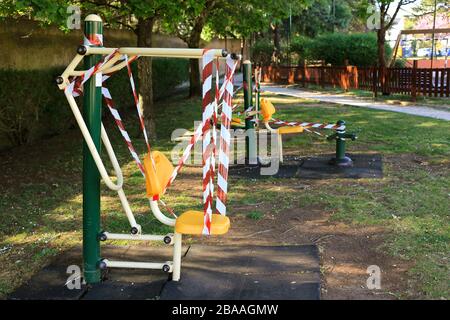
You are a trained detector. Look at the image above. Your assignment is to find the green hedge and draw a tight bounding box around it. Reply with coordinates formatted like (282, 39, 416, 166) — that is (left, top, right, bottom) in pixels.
(302, 33, 392, 66)
(0, 58, 188, 149)
(252, 32, 392, 66)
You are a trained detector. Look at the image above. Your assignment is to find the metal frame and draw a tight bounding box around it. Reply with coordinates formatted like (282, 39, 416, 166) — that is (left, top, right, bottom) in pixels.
(263, 121, 284, 163)
(58, 47, 227, 90)
(61, 15, 233, 283)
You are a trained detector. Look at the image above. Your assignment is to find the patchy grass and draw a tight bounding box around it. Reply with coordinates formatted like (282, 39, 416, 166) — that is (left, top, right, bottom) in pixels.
(246, 210, 265, 220)
(0, 91, 449, 299)
(260, 92, 450, 164)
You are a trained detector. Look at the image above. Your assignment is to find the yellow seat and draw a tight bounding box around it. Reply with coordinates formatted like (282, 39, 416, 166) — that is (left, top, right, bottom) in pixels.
(277, 126, 304, 134)
(143, 151, 174, 197)
(144, 151, 231, 236)
(260, 98, 276, 123)
(175, 211, 230, 235)
(231, 117, 244, 128)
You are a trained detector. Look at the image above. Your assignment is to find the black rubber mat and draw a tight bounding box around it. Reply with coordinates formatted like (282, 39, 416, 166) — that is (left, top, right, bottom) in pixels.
(229, 154, 383, 179)
(9, 244, 320, 300)
(160, 245, 320, 300)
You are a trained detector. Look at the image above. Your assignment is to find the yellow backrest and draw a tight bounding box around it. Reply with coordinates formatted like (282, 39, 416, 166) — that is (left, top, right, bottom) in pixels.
(143, 151, 174, 197)
(260, 98, 276, 122)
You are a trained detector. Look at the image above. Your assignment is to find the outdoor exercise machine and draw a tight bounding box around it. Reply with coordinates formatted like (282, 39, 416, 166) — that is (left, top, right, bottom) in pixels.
(56, 15, 240, 284)
(242, 61, 357, 167)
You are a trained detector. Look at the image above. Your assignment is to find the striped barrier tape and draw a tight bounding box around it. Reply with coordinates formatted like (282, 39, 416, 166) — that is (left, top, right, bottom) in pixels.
(65, 50, 119, 97)
(102, 87, 146, 176)
(216, 55, 235, 217)
(84, 33, 103, 46)
(64, 44, 239, 232)
(269, 119, 346, 131)
(125, 55, 152, 157)
(201, 49, 215, 235)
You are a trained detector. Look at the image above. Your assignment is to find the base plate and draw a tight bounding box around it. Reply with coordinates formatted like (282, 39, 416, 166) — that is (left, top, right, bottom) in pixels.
(229, 154, 383, 179)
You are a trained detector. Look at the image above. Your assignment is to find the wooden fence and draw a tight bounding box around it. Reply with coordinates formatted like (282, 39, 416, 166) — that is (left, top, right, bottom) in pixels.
(261, 63, 450, 99)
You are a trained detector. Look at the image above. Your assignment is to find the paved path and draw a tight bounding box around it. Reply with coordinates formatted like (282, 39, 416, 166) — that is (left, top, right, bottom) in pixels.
(262, 85, 450, 121)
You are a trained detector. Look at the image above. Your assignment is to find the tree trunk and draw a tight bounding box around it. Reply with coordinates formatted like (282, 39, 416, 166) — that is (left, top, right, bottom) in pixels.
(377, 28, 386, 70)
(136, 17, 156, 140)
(377, 27, 389, 95)
(187, 30, 202, 97)
(272, 23, 281, 64)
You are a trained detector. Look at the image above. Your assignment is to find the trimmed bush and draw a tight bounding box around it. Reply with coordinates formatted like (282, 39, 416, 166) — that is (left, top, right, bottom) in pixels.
(0, 58, 189, 149)
(290, 33, 392, 66)
(290, 36, 314, 61)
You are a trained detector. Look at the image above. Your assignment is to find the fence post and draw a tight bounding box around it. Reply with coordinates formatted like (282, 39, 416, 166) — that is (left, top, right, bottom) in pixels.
(82, 14, 103, 284)
(302, 59, 307, 88)
(320, 61, 325, 88)
(344, 59, 349, 92)
(411, 60, 417, 102)
(372, 66, 378, 98)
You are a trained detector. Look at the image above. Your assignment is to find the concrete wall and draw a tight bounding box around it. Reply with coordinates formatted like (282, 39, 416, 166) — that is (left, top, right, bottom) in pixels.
(0, 19, 245, 70)
(0, 19, 188, 70)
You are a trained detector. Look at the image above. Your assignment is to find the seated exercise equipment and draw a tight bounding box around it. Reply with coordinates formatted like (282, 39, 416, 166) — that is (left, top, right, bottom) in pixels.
(242, 62, 357, 166)
(56, 15, 240, 283)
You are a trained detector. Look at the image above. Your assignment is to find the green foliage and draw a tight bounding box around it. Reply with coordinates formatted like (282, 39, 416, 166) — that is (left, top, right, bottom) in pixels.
(151, 58, 189, 99)
(251, 38, 274, 65)
(289, 33, 392, 66)
(393, 58, 407, 68)
(292, 0, 353, 37)
(204, 0, 310, 40)
(0, 67, 71, 146)
(290, 36, 314, 61)
(0, 0, 71, 30)
(0, 59, 188, 149)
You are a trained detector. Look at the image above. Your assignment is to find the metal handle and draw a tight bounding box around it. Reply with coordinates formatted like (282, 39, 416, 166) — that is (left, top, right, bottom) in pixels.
(65, 90, 124, 191)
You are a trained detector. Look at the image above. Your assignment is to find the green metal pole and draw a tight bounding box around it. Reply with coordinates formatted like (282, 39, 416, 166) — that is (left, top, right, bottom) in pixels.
(255, 66, 260, 120)
(82, 14, 103, 284)
(328, 120, 357, 167)
(243, 60, 257, 164)
(335, 130, 347, 161)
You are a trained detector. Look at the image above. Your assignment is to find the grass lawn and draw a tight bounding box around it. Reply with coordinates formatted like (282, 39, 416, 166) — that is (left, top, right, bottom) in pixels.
(0, 91, 449, 299)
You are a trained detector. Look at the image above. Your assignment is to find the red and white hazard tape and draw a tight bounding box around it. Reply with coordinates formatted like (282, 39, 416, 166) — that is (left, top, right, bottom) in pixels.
(64, 44, 239, 233)
(102, 87, 146, 176)
(65, 50, 118, 97)
(84, 33, 103, 46)
(216, 55, 234, 216)
(270, 119, 346, 131)
(125, 55, 152, 156)
(201, 49, 215, 235)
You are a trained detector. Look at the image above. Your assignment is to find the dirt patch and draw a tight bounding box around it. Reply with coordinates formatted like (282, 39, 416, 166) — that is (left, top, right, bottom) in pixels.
(206, 204, 411, 300)
(176, 158, 413, 299)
